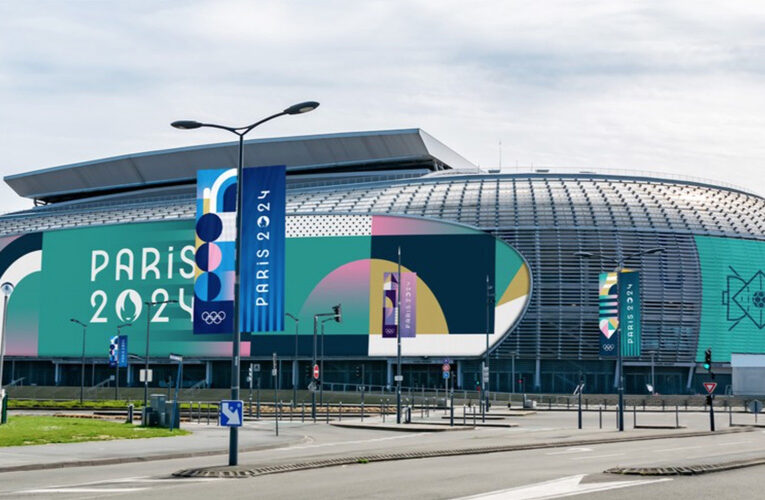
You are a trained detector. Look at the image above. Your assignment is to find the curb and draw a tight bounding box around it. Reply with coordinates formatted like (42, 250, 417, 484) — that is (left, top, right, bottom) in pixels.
(606, 456, 765, 476)
(0, 435, 310, 474)
(173, 427, 754, 478)
(329, 422, 475, 432)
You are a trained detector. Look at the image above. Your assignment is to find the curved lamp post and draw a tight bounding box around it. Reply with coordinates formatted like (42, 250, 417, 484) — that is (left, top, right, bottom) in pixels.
(574, 247, 664, 432)
(70, 318, 87, 404)
(171, 101, 319, 466)
(0, 282, 14, 424)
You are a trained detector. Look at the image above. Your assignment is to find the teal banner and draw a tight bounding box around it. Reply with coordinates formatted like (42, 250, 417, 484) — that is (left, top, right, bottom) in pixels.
(619, 271, 641, 357)
(695, 236, 765, 362)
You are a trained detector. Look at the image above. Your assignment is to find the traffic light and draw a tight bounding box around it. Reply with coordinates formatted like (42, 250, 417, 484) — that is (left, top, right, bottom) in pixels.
(705, 394, 713, 406)
(703, 348, 712, 371)
(354, 365, 361, 379)
(332, 304, 342, 323)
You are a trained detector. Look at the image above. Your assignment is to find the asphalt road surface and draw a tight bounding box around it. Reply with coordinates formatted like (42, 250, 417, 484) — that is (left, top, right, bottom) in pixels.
(2, 411, 764, 499)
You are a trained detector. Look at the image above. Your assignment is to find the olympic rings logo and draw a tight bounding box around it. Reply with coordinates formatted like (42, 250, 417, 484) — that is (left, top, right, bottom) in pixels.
(201, 311, 227, 325)
(603, 344, 615, 352)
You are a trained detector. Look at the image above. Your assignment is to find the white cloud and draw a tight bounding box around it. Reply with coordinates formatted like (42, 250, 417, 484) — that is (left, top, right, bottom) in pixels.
(1, 0, 765, 211)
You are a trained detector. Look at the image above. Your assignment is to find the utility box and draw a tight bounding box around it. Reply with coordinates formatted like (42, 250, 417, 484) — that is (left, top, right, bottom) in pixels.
(142, 394, 168, 427)
(732, 354, 765, 395)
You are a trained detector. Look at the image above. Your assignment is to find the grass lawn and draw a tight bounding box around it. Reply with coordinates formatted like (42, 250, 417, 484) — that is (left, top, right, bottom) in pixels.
(0, 416, 189, 447)
(8, 400, 217, 410)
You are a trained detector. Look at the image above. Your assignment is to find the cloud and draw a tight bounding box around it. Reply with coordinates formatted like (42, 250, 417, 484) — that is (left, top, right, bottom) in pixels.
(1, 0, 765, 212)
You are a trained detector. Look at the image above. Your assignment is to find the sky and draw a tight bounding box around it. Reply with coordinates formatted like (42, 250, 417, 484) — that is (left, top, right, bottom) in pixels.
(2, 0, 765, 212)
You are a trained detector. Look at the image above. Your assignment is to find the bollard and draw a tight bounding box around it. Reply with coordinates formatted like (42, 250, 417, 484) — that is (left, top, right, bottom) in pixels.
(585, 398, 589, 410)
(599, 406, 602, 429)
(339, 402, 343, 422)
(463, 405, 466, 425)
(473, 406, 476, 426)
(675, 405, 679, 428)
(361, 399, 365, 422)
(302, 402, 305, 423)
(126, 403, 134, 424)
(662, 400, 665, 412)
(615, 404, 619, 429)
(326, 403, 329, 423)
(633, 405, 637, 428)
(729, 403, 732, 426)
(207, 404, 211, 425)
(643, 400, 646, 412)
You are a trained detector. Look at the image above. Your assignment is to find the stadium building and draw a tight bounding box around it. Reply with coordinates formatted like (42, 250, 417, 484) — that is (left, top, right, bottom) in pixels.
(1, 129, 764, 395)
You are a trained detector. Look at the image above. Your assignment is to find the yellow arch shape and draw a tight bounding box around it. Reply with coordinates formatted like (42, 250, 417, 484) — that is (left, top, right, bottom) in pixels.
(368, 258, 449, 335)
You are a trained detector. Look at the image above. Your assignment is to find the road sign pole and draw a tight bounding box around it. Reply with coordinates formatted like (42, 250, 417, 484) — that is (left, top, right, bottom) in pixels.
(709, 394, 715, 432)
(273, 353, 278, 436)
(578, 374, 584, 430)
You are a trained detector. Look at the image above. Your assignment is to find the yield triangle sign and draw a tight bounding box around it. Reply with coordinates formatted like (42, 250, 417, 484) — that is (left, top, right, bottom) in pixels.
(703, 382, 717, 394)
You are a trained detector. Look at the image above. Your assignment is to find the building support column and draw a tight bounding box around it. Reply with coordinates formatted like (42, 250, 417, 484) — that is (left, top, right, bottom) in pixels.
(686, 365, 695, 390)
(386, 359, 393, 387)
(292, 359, 298, 389)
(205, 361, 213, 388)
(126, 363, 133, 387)
(456, 360, 463, 389)
(54, 361, 61, 386)
(534, 357, 541, 391)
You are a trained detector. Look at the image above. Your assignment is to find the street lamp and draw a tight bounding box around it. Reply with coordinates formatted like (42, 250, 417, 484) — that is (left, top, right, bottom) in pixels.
(575, 246, 664, 431)
(483, 275, 494, 423)
(312, 305, 341, 420)
(114, 322, 131, 400)
(143, 299, 177, 409)
(173, 101, 318, 466)
(0, 282, 14, 424)
(396, 246, 402, 424)
(285, 313, 299, 408)
(70, 318, 87, 404)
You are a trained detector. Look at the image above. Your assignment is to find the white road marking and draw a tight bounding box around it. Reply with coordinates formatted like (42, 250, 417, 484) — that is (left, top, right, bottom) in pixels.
(272, 432, 429, 451)
(21, 487, 148, 494)
(546, 447, 593, 456)
(452, 474, 672, 500)
(655, 445, 703, 453)
(569, 453, 624, 461)
(716, 440, 751, 447)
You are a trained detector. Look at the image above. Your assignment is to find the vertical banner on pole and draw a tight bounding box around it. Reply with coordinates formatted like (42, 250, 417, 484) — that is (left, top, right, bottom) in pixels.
(619, 271, 641, 357)
(240, 165, 286, 333)
(118, 335, 128, 368)
(599, 272, 619, 356)
(108, 336, 119, 367)
(382, 271, 417, 338)
(193, 169, 237, 334)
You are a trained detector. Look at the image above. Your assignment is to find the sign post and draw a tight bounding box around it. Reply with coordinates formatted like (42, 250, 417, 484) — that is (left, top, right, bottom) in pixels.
(704, 381, 717, 432)
(273, 353, 278, 436)
(169, 353, 183, 431)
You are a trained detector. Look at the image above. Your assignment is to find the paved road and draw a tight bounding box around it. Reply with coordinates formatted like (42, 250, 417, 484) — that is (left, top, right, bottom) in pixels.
(1, 410, 763, 499)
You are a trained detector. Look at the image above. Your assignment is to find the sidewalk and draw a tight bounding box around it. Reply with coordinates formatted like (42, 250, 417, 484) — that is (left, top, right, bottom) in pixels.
(0, 422, 306, 472)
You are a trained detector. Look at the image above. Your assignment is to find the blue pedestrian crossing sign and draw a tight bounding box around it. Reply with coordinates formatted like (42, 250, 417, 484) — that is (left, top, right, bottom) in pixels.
(219, 400, 243, 427)
(443, 371, 450, 379)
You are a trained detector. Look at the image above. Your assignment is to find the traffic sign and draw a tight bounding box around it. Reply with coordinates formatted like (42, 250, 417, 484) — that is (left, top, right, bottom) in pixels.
(703, 382, 717, 394)
(219, 400, 243, 427)
(313, 364, 320, 380)
(394, 375, 403, 382)
(748, 400, 763, 414)
(169, 353, 183, 363)
(139, 369, 152, 382)
(442, 371, 450, 380)
(442, 363, 450, 372)
(252, 363, 261, 372)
